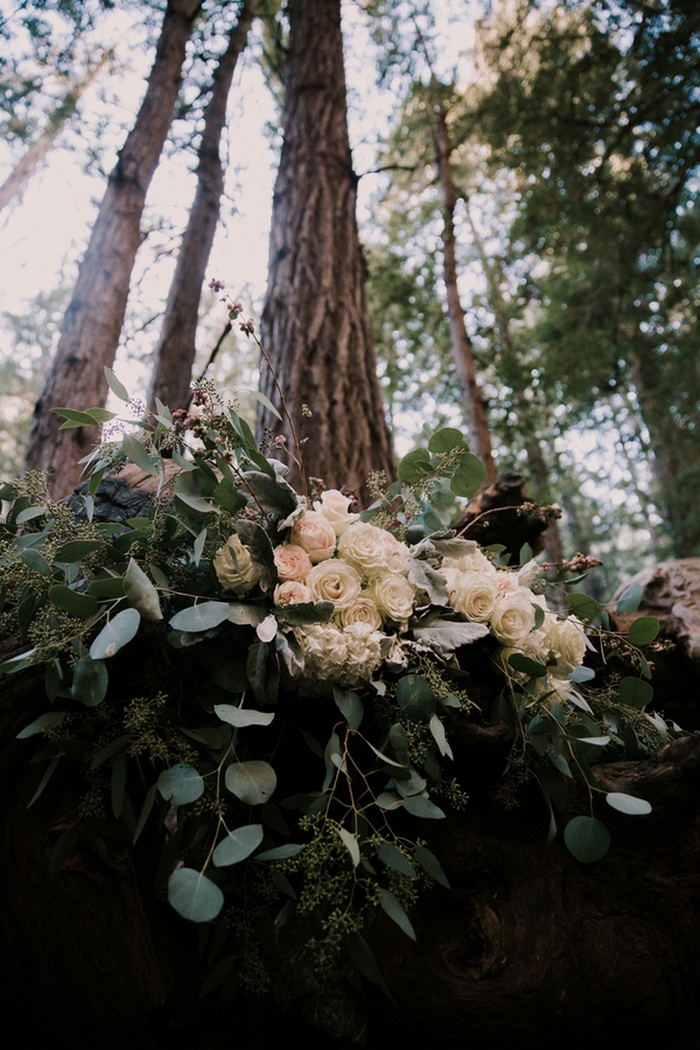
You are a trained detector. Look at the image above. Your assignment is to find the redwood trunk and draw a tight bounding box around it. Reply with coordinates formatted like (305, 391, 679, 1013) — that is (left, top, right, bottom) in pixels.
(148, 1, 257, 412)
(432, 100, 497, 480)
(24, 0, 201, 497)
(257, 0, 395, 504)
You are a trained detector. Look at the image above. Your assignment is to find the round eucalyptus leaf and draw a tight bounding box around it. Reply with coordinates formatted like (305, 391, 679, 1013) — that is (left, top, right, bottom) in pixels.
(156, 764, 205, 805)
(627, 616, 660, 646)
(395, 674, 436, 722)
(618, 676, 654, 709)
(449, 453, 487, 497)
(401, 794, 446, 819)
(397, 448, 431, 484)
(168, 868, 224, 922)
(213, 824, 264, 867)
(427, 427, 466, 453)
(225, 760, 277, 805)
(605, 792, 652, 816)
(89, 607, 140, 660)
(564, 816, 611, 863)
(71, 656, 108, 706)
(566, 592, 603, 620)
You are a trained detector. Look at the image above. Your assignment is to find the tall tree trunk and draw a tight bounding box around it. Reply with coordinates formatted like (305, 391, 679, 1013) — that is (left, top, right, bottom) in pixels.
(24, 0, 202, 497)
(431, 99, 497, 481)
(0, 55, 111, 217)
(148, 1, 257, 412)
(257, 0, 395, 504)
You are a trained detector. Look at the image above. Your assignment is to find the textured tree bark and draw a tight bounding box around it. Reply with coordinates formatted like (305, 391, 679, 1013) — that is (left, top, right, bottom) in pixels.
(0, 55, 110, 216)
(257, 0, 396, 504)
(432, 99, 497, 481)
(24, 0, 202, 497)
(148, 1, 258, 412)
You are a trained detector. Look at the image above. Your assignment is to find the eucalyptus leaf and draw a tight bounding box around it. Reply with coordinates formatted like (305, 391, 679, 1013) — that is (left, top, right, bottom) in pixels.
(377, 887, 416, 941)
(616, 583, 643, 615)
(104, 366, 130, 401)
(376, 840, 415, 877)
(168, 868, 224, 922)
(71, 656, 108, 706)
(397, 447, 431, 484)
(627, 616, 660, 646)
(49, 585, 99, 618)
(122, 434, 161, 476)
(414, 844, 450, 888)
(427, 427, 466, 453)
(169, 602, 230, 632)
(213, 824, 264, 866)
(605, 792, 652, 816)
(564, 815, 611, 863)
(156, 764, 205, 806)
(566, 592, 603, 621)
(89, 607, 140, 660)
(225, 760, 277, 805)
(618, 676, 654, 709)
(255, 843, 304, 861)
(55, 540, 105, 563)
(333, 688, 364, 730)
(338, 828, 361, 868)
(213, 704, 275, 728)
(401, 795, 446, 819)
(17, 711, 66, 739)
(396, 674, 436, 722)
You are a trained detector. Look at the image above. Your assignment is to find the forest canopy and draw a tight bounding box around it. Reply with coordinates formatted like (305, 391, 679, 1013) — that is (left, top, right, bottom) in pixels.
(0, 0, 698, 589)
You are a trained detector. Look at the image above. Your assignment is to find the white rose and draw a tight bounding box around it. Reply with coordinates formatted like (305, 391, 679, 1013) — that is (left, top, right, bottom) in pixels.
(339, 595, 383, 630)
(212, 535, 262, 594)
(442, 545, 494, 575)
(490, 591, 537, 645)
(313, 489, 359, 537)
(338, 522, 399, 579)
(274, 580, 312, 606)
(273, 543, 312, 581)
(305, 558, 362, 610)
(291, 511, 337, 563)
(450, 570, 499, 623)
(369, 574, 416, 624)
(543, 615, 587, 677)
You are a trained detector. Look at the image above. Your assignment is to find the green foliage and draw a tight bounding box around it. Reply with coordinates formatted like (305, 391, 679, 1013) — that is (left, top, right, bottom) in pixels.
(0, 376, 678, 996)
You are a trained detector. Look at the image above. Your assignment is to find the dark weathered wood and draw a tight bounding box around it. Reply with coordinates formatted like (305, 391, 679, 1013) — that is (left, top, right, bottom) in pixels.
(453, 471, 549, 561)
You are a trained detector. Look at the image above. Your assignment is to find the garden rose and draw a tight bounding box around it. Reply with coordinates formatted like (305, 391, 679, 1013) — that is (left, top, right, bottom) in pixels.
(212, 535, 262, 594)
(290, 511, 337, 563)
(339, 595, 383, 630)
(273, 543, 312, 581)
(305, 558, 362, 610)
(338, 522, 405, 579)
(490, 591, 537, 645)
(369, 573, 416, 624)
(450, 570, 499, 622)
(442, 545, 494, 575)
(542, 615, 587, 677)
(313, 489, 359, 537)
(274, 580, 312, 606)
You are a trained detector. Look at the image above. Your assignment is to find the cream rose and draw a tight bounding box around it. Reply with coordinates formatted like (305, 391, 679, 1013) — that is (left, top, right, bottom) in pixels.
(313, 489, 359, 537)
(274, 580, 312, 606)
(212, 535, 262, 594)
(338, 522, 402, 579)
(442, 545, 494, 575)
(273, 543, 312, 581)
(543, 615, 587, 677)
(305, 558, 362, 610)
(369, 574, 416, 624)
(450, 570, 499, 623)
(339, 594, 383, 630)
(290, 511, 337, 563)
(490, 591, 537, 645)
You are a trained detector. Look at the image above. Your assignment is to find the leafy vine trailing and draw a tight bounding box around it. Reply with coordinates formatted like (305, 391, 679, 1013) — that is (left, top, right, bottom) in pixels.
(0, 342, 681, 995)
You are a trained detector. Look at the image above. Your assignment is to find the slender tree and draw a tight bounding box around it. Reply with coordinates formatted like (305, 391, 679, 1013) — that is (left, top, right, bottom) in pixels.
(148, 0, 258, 412)
(24, 0, 202, 497)
(257, 0, 395, 502)
(0, 52, 111, 216)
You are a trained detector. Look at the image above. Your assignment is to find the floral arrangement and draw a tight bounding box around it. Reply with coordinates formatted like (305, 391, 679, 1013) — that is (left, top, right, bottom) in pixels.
(0, 362, 674, 992)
